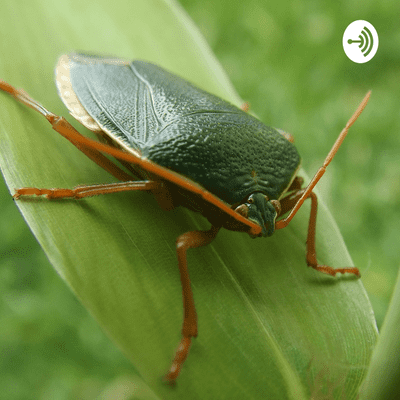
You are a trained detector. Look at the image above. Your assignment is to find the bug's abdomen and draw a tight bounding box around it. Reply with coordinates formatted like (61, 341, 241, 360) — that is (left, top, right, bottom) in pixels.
(144, 112, 300, 205)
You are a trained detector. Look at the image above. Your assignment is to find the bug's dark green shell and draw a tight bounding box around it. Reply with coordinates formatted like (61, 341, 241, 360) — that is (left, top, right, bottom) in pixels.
(65, 54, 300, 204)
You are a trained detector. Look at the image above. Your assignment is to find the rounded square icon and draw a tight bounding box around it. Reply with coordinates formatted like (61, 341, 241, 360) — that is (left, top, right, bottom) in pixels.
(343, 20, 378, 63)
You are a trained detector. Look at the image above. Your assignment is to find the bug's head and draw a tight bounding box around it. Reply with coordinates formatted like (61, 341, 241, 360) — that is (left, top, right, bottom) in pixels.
(235, 192, 281, 237)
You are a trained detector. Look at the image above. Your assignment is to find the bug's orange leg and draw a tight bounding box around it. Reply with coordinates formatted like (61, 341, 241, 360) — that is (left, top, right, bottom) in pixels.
(304, 192, 360, 277)
(14, 180, 160, 200)
(164, 225, 220, 383)
(279, 189, 360, 277)
(0, 80, 133, 182)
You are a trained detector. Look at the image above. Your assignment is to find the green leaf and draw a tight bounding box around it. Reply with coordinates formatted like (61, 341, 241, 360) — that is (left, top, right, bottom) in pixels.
(359, 266, 400, 400)
(0, 0, 377, 398)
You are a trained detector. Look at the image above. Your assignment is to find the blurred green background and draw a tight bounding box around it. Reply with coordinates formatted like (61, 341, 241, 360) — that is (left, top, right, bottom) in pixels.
(0, 0, 398, 398)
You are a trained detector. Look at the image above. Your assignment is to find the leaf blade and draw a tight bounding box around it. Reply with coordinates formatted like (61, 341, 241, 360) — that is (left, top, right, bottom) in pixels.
(0, 0, 377, 398)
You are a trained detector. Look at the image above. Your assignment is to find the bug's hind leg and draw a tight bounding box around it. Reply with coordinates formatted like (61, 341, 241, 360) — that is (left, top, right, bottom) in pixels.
(164, 225, 220, 383)
(14, 180, 160, 200)
(0, 80, 133, 182)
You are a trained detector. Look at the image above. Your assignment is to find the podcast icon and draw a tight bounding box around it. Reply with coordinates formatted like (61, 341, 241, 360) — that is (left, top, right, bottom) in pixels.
(343, 21, 378, 63)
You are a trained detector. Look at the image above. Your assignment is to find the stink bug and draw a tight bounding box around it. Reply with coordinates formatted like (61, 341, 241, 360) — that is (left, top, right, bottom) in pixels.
(0, 53, 370, 383)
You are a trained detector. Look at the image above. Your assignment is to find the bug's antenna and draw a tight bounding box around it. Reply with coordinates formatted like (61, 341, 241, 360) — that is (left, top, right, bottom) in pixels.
(276, 91, 371, 230)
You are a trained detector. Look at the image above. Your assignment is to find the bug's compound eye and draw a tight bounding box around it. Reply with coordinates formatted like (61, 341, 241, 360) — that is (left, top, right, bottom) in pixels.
(270, 199, 281, 216)
(235, 204, 249, 218)
(247, 197, 254, 204)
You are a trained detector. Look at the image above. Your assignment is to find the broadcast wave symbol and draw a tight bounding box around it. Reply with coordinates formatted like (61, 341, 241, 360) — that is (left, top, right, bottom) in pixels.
(347, 26, 374, 57)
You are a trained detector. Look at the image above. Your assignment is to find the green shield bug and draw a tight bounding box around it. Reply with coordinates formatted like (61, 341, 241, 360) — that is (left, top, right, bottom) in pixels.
(0, 53, 370, 383)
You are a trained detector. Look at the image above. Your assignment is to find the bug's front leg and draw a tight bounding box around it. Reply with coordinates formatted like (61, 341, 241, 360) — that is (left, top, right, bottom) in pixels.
(279, 189, 360, 277)
(165, 225, 220, 383)
(304, 192, 360, 277)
